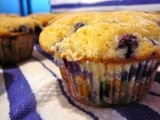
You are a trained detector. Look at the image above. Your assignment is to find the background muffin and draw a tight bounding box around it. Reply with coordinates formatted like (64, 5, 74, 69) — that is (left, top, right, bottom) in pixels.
(28, 13, 57, 43)
(40, 11, 160, 106)
(28, 13, 57, 26)
(0, 15, 41, 65)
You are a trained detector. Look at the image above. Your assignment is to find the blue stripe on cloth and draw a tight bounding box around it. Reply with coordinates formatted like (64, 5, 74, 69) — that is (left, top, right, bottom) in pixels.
(2, 65, 42, 120)
(32, 56, 99, 120)
(35, 44, 58, 66)
(35, 44, 54, 62)
(149, 91, 160, 97)
(51, 0, 160, 9)
(113, 103, 160, 120)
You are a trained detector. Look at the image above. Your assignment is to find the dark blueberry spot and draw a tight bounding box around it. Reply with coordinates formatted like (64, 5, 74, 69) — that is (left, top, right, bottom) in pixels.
(118, 34, 138, 59)
(11, 25, 32, 33)
(149, 39, 160, 46)
(157, 22, 160, 27)
(151, 52, 157, 57)
(19, 25, 28, 32)
(19, 25, 32, 33)
(74, 22, 85, 32)
(35, 25, 42, 36)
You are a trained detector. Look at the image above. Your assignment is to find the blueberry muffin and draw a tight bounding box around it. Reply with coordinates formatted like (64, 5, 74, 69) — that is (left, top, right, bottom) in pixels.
(40, 11, 160, 107)
(0, 16, 41, 65)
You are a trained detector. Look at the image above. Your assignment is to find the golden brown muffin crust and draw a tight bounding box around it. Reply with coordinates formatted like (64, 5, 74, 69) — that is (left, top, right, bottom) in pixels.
(28, 13, 56, 26)
(40, 11, 160, 62)
(0, 16, 41, 37)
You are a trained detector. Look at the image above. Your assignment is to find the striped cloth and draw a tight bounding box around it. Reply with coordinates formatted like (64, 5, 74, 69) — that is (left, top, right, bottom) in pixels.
(0, 44, 160, 120)
(50, 0, 160, 12)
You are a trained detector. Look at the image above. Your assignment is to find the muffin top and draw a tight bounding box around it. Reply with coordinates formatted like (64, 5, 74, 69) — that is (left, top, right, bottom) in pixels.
(40, 11, 160, 62)
(28, 13, 56, 26)
(0, 15, 42, 37)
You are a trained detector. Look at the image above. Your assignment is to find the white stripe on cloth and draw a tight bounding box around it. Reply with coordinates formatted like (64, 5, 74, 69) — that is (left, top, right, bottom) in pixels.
(51, 4, 160, 12)
(18, 52, 92, 120)
(140, 79, 160, 113)
(33, 47, 62, 79)
(0, 67, 10, 120)
(51, 0, 114, 5)
(33, 49, 127, 120)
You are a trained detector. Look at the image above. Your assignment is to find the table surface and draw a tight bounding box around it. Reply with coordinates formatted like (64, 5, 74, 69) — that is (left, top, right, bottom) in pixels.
(0, 44, 160, 120)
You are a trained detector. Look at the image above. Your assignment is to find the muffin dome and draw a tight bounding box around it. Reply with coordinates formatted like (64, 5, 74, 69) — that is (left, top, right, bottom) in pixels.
(40, 11, 160, 62)
(0, 15, 41, 37)
(0, 15, 41, 65)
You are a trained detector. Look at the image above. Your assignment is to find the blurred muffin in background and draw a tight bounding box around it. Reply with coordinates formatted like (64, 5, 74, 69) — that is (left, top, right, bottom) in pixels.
(28, 13, 57, 43)
(0, 14, 42, 65)
(29, 13, 56, 27)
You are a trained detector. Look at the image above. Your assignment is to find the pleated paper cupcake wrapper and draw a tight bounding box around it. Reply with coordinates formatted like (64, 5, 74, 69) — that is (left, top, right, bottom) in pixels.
(0, 34, 35, 65)
(57, 58, 159, 107)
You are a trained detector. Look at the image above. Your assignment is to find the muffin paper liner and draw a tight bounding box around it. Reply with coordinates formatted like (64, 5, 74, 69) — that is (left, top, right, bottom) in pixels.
(0, 34, 34, 65)
(57, 58, 159, 107)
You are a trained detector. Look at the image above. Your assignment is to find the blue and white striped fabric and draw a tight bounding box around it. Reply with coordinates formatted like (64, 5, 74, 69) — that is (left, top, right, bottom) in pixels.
(0, 44, 160, 120)
(50, 0, 160, 12)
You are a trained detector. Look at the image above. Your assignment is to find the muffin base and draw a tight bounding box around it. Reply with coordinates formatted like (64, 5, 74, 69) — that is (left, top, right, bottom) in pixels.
(57, 58, 159, 107)
(0, 34, 35, 65)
